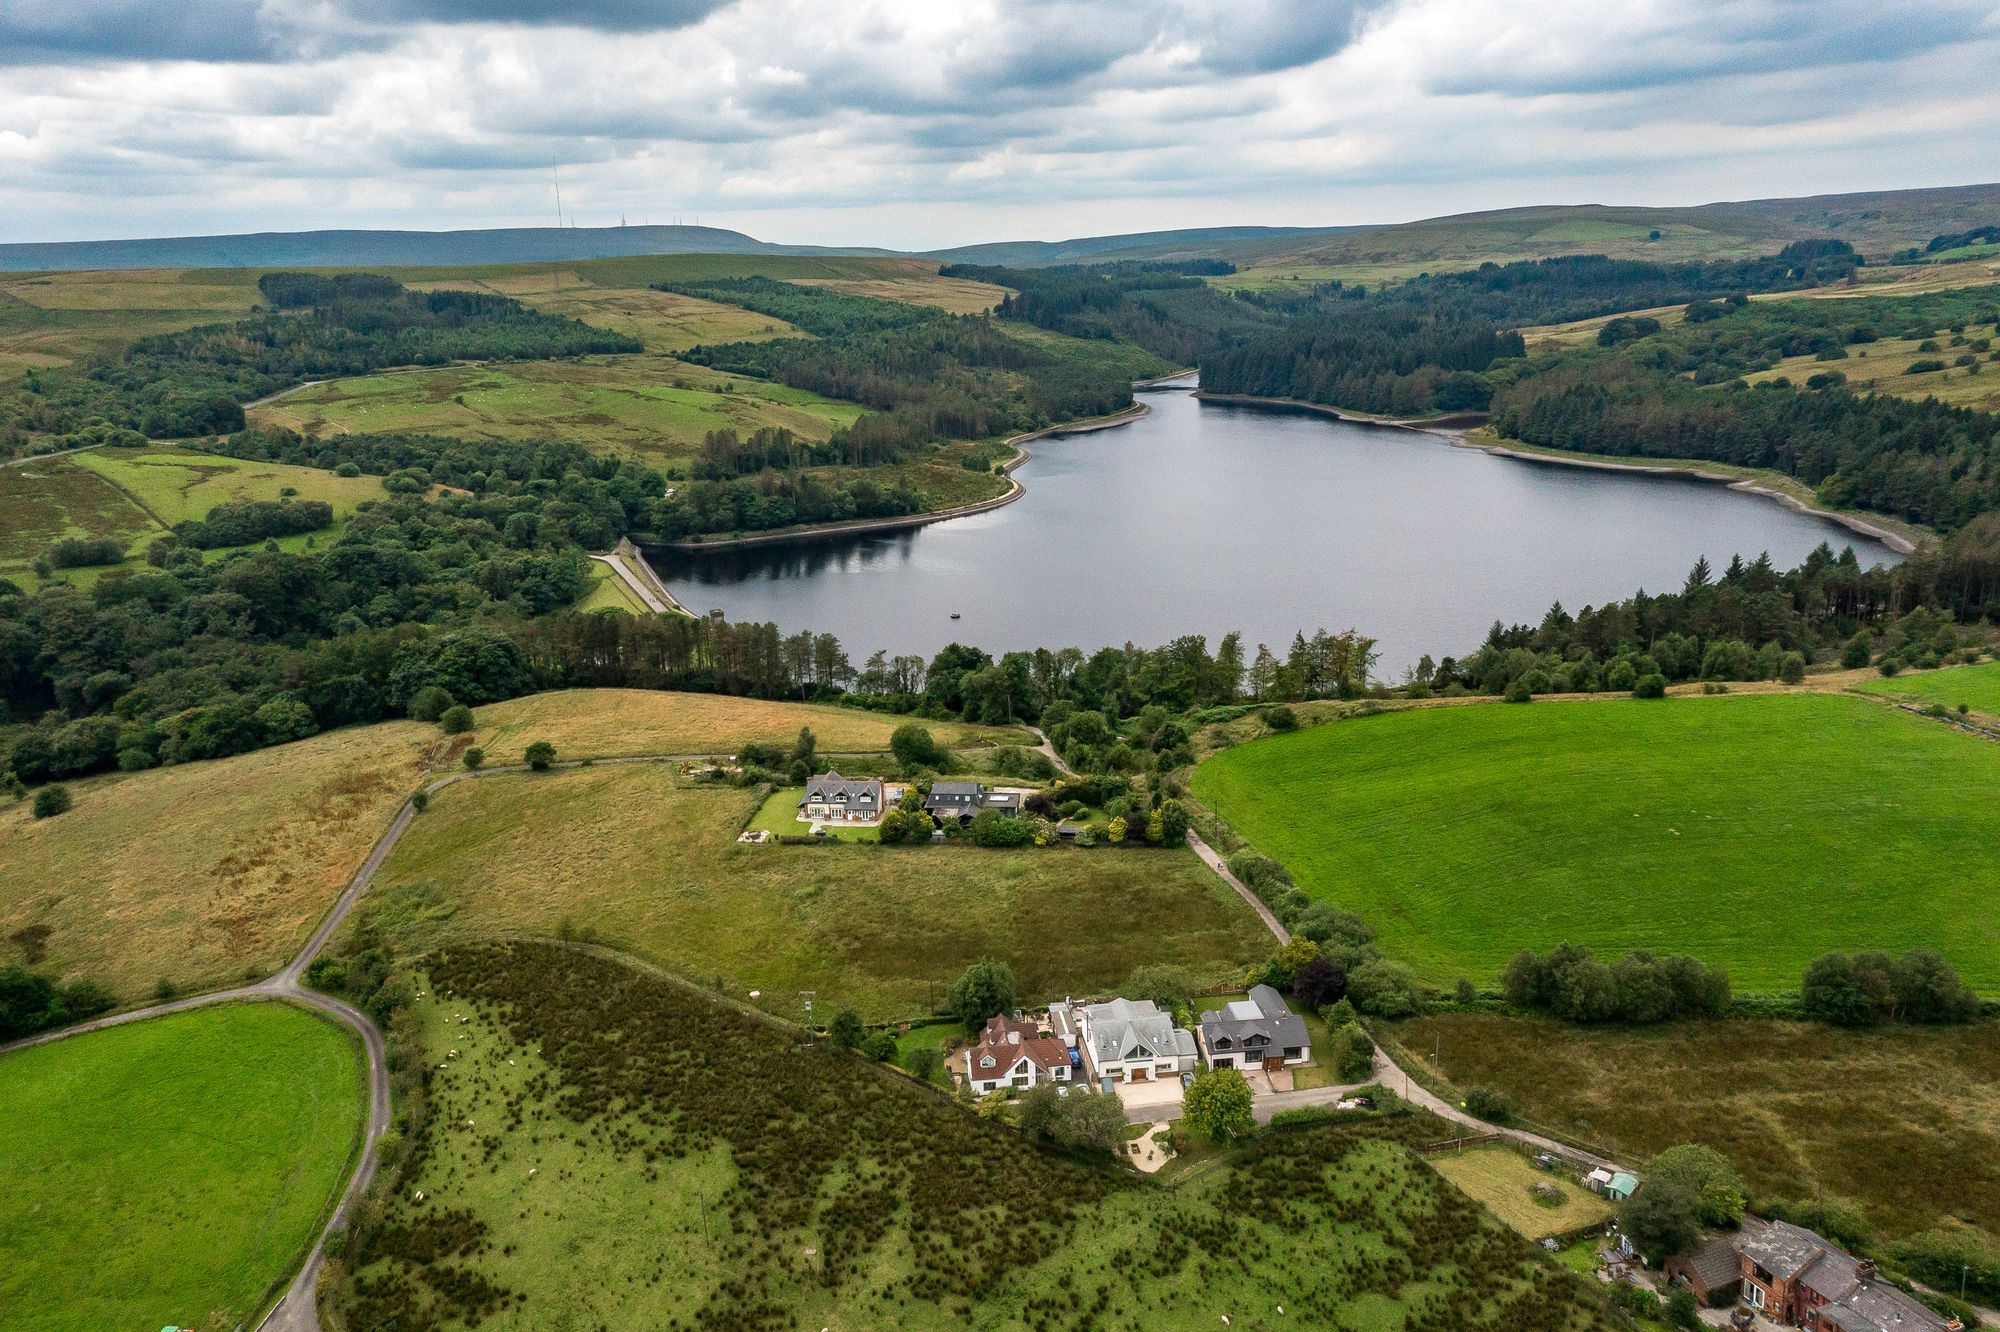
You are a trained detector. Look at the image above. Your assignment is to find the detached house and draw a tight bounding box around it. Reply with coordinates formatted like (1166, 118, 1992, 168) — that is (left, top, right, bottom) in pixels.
(925, 781, 1024, 826)
(1197, 984, 1311, 1071)
(1739, 1220, 1960, 1332)
(799, 771, 884, 824)
(962, 1015, 1074, 1093)
(1074, 997, 1197, 1085)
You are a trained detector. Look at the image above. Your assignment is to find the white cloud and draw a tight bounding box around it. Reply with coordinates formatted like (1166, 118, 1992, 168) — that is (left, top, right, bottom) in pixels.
(0, 0, 1993, 249)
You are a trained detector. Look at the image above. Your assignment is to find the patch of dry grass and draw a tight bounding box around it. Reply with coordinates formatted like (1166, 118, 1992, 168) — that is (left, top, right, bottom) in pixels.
(0, 722, 436, 1000)
(1430, 1147, 1615, 1239)
(1394, 1012, 2000, 1247)
(466, 688, 1032, 763)
(793, 274, 1009, 314)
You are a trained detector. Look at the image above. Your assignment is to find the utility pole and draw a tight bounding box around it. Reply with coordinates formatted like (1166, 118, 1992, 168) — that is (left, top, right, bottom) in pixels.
(800, 990, 816, 1039)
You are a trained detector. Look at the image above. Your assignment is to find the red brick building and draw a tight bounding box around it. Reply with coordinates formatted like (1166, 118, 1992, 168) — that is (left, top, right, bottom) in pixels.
(1738, 1220, 1959, 1332)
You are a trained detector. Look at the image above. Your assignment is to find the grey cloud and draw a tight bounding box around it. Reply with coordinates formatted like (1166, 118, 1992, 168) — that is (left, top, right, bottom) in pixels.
(341, 0, 731, 33)
(0, 0, 296, 64)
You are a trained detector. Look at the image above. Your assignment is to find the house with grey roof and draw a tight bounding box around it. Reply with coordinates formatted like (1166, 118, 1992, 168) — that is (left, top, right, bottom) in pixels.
(1074, 997, 1197, 1085)
(1738, 1219, 1959, 1332)
(799, 771, 885, 824)
(1197, 984, 1311, 1072)
(924, 780, 1025, 826)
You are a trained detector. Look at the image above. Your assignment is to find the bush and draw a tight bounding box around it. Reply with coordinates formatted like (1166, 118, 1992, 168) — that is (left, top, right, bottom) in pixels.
(890, 723, 946, 773)
(1631, 672, 1668, 699)
(1802, 948, 1976, 1026)
(462, 746, 485, 770)
(1462, 1087, 1514, 1124)
(1664, 1288, 1700, 1330)
(44, 536, 127, 568)
(1502, 943, 1730, 1024)
(31, 785, 72, 819)
(1292, 955, 1348, 1009)
(406, 685, 457, 723)
(1263, 705, 1299, 732)
(829, 1009, 864, 1049)
(524, 740, 556, 771)
(1503, 678, 1533, 703)
(969, 808, 1033, 847)
(438, 704, 474, 734)
(1347, 959, 1420, 1017)
(1841, 631, 1873, 668)
(862, 1031, 898, 1061)
(902, 1045, 943, 1084)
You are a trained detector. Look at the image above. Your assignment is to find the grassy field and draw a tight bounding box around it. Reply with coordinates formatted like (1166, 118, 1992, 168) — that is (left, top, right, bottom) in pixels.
(1391, 1012, 2000, 1250)
(748, 785, 882, 841)
(0, 721, 434, 999)
(0, 445, 388, 584)
(796, 272, 1008, 314)
(1428, 1147, 1615, 1240)
(1858, 660, 2000, 721)
(0, 1001, 363, 1332)
(0, 267, 263, 376)
(329, 941, 1617, 1332)
(405, 269, 807, 351)
(1191, 693, 2000, 993)
(363, 762, 1271, 1021)
(1744, 317, 2000, 411)
(248, 353, 863, 468)
(466, 687, 1028, 763)
(576, 559, 651, 613)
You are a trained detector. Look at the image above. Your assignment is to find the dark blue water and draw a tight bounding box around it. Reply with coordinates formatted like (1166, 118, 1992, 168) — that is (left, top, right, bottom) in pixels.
(650, 383, 1901, 674)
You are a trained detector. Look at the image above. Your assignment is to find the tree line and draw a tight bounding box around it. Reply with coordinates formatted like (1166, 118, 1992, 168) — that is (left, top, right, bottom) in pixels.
(0, 272, 638, 454)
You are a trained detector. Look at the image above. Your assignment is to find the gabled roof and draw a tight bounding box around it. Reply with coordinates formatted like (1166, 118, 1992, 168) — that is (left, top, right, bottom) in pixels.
(1745, 1221, 1953, 1332)
(1199, 984, 1309, 1052)
(1080, 997, 1193, 1065)
(800, 770, 882, 804)
(1742, 1219, 1828, 1281)
(1670, 1233, 1742, 1290)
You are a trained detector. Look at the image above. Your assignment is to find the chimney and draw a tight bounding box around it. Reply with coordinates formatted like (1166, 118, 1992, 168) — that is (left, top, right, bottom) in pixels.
(1854, 1259, 1876, 1283)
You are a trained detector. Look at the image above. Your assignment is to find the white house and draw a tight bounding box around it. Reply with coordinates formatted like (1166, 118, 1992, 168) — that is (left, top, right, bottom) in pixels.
(1074, 997, 1197, 1085)
(1197, 984, 1311, 1071)
(962, 1015, 1074, 1093)
(798, 771, 885, 824)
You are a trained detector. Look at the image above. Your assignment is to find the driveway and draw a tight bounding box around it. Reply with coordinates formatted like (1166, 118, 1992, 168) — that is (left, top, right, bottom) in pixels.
(1114, 1076, 1186, 1120)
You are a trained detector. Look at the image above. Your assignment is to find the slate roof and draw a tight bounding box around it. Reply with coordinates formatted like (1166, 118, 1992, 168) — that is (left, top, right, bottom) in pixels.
(1669, 1233, 1742, 1291)
(800, 771, 882, 806)
(1199, 983, 1310, 1055)
(927, 781, 982, 805)
(1079, 997, 1195, 1067)
(1744, 1221, 1953, 1332)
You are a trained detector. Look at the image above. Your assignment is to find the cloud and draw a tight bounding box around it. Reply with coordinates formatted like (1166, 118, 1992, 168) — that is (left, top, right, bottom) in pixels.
(0, 0, 1994, 249)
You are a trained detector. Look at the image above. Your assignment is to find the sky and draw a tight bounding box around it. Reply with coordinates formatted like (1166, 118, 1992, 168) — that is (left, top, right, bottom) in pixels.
(2, 0, 1997, 251)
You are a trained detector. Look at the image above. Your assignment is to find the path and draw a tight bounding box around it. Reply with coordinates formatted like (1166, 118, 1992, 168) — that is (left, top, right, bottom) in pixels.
(1368, 1050, 1628, 1174)
(589, 537, 688, 615)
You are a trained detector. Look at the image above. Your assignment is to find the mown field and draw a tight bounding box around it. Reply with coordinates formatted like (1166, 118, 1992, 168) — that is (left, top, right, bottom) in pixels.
(248, 353, 863, 468)
(328, 941, 1618, 1332)
(363, 762, 1270, 1021)
(1428, 1147, 1614, 1241)
(1191, 693, 2000, 993)
(0, 445, 389, 585)
(466, 687, 1030, 762)
(1390, 1012, 2000, 1251)
(1858, 659, 2000, 720)
(0, 721, 435, 999)
(0, 1001, 363, 1332)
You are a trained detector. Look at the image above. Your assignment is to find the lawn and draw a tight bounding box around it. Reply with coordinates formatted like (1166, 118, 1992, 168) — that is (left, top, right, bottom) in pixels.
(576, 559, 651, 614)
(0, 445, 388, 583)
(747, 784, 881, 841)
(248, 353, 862, 468)
(1391, 1012, 2000, 1253)
(362, 763, 1273, 1021)
(1428, 1147, 1614, 1240)
(1191, 692, 2000, 993)
(1858, 659, 2000, 722)
(0, 720, 435, 1000)
(328, 941, 1618, 1332)
(0, 1001, 364, 1332)
(465, 686, 1030, 764)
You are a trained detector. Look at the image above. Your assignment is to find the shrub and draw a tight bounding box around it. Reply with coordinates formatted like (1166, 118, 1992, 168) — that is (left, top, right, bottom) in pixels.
(1347, 959, 1420, 1017)
(1502, 943, 1730, 1024)
(1463, 1087, 1514, 1124)
(902, 1045, 943, 1084)
(1292, 955, 1348, 1009)
(1632, 672, 1668, 699)
(254, 697, 318, 743)
(406, 685, 457, 723)
(31, 785, 72, 819)
(1263, 705, 1299, 732)
(829, 1009, 864, 1049)
(1841, 631, 1873, 668)
(411, 790, 430, 813)
(1503, 678, 1533, 703)
(462, 746, 485, 770)
(524, 740, 556, 771)
(438, 704, 474, 734)
(862, 1031, 898, 1061)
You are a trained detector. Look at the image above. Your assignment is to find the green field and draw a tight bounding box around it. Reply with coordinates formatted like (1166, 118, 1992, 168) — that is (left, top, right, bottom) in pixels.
(1192, 693, 2000, 993)
(748, 784, 881, 840)
(1428, 1147, 1615, 1240)
(0, 444, 388, 584)
(1392, 1012, 2000, 1250)
(1859, 660, 2000, 721)
(0, 1001, 364, 1332)
(250, 353, 863, 468)
(362, 762, 1271, 1021)
(329, 941, 1617, 1332)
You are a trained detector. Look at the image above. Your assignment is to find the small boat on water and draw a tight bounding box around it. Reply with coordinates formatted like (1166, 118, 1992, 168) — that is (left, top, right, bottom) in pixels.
(950, 612, 961, 619)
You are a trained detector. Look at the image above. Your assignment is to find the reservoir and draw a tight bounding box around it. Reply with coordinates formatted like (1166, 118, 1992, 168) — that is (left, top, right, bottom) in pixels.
(648, 381, 1904, 674)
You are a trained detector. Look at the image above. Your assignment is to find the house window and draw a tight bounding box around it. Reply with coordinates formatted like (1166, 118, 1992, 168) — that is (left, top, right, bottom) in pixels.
(1283, 1047, 1301, 1059)
(1747, 1284, 1765, 1310)
(1215, 1038, 1231, 1050)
